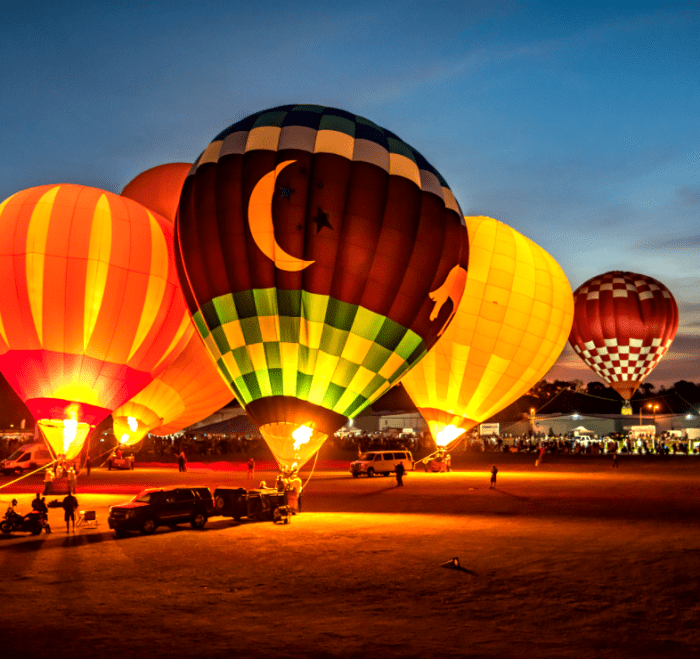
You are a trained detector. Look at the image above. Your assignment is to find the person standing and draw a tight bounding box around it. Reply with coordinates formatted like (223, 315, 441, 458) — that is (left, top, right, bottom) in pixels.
(68, 466, 77, 494)
(395, 461, 405, 487)
(62, 492, 78, 533)
(43, 468, 54, 495)
(490, 465, 498, 489)
(289, 469, 303, 512)
(247, 457, 255, 480)
(612, 453, 619, 469)
(85, 454, 91, 477)
(178, 451, 187, 472)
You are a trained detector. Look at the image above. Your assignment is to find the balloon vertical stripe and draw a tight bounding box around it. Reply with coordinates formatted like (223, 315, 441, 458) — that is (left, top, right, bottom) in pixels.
(84, 193, 112, 349)
(25, 186, 60, 347)
(127, 210, 168, 361)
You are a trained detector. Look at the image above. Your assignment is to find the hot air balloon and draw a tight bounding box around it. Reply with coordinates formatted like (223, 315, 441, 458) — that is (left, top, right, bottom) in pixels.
(112, 331, 233, 446)
(569, 271, 679, 414)
(121, 162, 191, 223)
(114, 162, 233, 447)
(401, 216, 574, 448)
(0, 185, 193, 461)
(176, 104, 468, 469)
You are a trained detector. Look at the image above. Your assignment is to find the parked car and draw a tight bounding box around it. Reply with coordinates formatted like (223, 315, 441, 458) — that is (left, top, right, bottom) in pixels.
(349, 450, 413, 478)
(414, 450, 452, 472)
(108, 486, 214, 537)
(1, 443, 52, 476)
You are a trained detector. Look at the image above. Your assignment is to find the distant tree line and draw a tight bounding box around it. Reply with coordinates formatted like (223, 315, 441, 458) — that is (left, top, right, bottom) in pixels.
(525, 379, 700, 406)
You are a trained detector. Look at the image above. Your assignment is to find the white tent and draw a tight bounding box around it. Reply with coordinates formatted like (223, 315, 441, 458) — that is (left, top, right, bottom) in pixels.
(572, 426, 594, 435)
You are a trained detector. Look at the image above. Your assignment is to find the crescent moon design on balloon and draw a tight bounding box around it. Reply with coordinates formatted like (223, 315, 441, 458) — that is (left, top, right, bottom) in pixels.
(247, 159, 315, 272)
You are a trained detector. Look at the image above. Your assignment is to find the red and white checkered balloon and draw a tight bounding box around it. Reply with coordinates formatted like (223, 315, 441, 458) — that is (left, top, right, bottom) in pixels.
(569, 271, 679, 401)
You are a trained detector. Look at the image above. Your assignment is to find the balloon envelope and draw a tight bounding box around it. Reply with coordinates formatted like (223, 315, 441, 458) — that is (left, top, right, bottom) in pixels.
(0, 185, 193, 459)
(568, 271, 679, 402)
(176, 105, 468, 468)
(121, 163, 191, 223)
(112, 331, 234, 446)
(401, 216, 574, 447)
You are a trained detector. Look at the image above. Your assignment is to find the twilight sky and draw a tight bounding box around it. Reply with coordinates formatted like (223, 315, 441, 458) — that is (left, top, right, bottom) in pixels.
(1, 0, 698, 386)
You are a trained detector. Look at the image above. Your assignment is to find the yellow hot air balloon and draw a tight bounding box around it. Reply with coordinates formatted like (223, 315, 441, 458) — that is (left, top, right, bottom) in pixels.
(112, 330, 234, 447)
(401, 216, 574, 447)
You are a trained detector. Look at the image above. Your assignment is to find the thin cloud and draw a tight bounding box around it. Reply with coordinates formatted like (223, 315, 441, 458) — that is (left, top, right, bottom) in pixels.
(359, 9, 681, 106)
(637, 234, 700, 250)
(676, 184, 700, 207)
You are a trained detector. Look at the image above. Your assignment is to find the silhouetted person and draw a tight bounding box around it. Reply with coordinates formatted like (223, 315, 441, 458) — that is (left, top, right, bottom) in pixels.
(32, 493, 50, 532)
(178, 451, 187, 472)
(490, 465, 498, 489)
(395, 461, 405, 487)
(247, 457, 255, 480)
(612, 453, 619, 469)
(85, 454, 91, 477)
(62, 492, 78, 533)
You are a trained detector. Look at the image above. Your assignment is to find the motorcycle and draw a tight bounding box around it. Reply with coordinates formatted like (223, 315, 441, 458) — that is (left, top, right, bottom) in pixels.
(1, 500, 49, 535)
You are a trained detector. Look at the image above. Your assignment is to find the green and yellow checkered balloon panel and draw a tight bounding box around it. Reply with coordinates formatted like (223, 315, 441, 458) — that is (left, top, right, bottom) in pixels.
(193, 288, 427, 420)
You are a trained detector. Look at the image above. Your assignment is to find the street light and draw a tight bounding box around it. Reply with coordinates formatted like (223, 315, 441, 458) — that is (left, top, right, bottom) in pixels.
(647, 403, 660, 452)
(647, 402, 660, 421)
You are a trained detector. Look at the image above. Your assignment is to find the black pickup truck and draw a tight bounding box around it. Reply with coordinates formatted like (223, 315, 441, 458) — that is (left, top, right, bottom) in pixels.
(108, 486, 215, 537)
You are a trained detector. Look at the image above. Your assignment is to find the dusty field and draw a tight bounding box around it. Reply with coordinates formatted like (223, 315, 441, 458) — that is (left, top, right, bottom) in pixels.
(2, 456, 700, 659)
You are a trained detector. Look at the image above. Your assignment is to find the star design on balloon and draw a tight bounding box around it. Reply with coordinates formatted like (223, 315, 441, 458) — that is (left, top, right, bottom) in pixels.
(312, 208, 332, 233)
(279, 184, 295, 200)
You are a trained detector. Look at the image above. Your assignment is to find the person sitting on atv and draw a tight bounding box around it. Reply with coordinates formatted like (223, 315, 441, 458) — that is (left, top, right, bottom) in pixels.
(31, 493, 51, 532)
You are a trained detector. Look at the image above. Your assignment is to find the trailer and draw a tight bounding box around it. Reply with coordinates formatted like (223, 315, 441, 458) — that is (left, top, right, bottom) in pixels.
(213, 486, 298, 524)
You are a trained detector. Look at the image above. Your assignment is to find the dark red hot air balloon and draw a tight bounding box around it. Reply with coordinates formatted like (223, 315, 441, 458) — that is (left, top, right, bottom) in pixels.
(569, 271, 679, 410)
(175, 104, 468, 468)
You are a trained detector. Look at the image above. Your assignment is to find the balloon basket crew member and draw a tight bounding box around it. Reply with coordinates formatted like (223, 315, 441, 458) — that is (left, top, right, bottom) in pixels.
(288, 468, 303, 514)
(68, 467, 77, 494)
(43, 468, 54, 495)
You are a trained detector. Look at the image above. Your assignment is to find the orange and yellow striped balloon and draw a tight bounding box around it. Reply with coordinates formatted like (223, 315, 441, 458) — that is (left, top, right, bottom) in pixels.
(401, 216, 574, 447)
(112, 331, 233, 446)
(0, 184, 193, 459)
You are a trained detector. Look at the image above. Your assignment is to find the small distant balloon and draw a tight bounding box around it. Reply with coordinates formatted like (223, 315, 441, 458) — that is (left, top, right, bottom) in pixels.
(569, 271, 679, 412)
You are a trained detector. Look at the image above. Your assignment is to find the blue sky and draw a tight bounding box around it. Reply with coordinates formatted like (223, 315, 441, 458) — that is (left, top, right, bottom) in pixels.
(1, 0, 698, 386)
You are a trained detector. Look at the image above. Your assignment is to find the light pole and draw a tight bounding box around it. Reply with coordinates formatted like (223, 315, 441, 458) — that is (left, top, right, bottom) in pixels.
(648, 403, 660, 451)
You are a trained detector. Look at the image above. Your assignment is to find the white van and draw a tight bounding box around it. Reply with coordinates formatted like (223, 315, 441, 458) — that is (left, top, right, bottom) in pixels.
(1, 443, 53, 475)
(349, 450, 413, 478)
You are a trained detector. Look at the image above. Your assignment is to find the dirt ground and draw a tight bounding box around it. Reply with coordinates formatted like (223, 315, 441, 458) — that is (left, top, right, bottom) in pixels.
(2, 455, 700, 659)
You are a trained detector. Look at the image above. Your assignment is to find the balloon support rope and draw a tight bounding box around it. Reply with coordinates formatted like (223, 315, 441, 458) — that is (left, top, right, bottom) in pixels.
(0, 459, 58, 491)
(302, 450, 320, 490)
